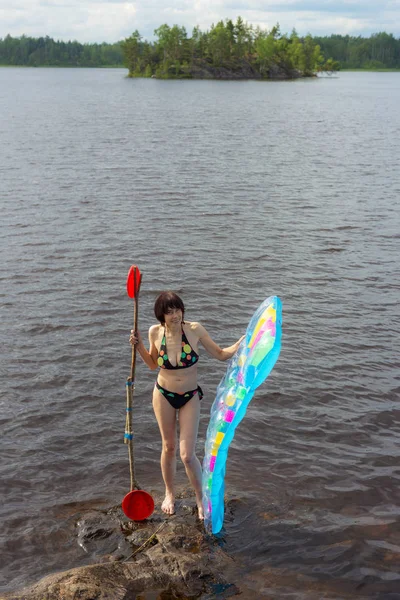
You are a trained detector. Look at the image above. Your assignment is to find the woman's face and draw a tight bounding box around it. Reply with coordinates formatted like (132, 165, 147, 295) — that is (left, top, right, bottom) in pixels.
(164, 307, 183, 327)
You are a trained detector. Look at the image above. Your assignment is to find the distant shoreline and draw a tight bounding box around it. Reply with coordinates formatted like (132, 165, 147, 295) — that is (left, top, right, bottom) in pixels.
(2, 31, 400, 72)
(2, 65, 400, 73)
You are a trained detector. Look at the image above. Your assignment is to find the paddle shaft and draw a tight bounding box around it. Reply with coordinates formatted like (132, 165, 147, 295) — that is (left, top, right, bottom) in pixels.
(125, 275, 140, 491)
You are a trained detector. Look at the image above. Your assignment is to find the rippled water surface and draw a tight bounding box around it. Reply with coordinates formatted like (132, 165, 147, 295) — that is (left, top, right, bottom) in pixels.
(1, 68, 399, 598)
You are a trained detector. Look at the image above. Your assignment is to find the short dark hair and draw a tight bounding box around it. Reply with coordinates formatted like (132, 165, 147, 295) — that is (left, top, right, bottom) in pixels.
(154, 291, 185, 324)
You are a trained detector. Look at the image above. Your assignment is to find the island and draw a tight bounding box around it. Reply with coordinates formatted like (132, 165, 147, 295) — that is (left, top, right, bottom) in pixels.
(122, 19, 339, 80)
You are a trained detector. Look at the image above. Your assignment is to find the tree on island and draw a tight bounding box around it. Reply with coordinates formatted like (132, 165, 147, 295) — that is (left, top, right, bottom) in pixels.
(318, 58, 341, 75)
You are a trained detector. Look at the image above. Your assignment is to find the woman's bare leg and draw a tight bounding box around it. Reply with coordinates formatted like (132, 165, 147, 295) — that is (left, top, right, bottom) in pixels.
(179, 395, 204, 519)
(152, 388, 178, 514)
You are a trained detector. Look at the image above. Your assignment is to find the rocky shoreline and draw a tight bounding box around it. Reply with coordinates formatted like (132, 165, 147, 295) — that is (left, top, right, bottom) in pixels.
(184, 60, 303, 80)
(138, 57, 312, 81)
(1, 488, 243, 600)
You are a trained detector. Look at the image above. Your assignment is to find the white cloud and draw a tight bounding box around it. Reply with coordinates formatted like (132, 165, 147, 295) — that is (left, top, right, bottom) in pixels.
(0, 2, 138, 42)
(0, 0, 399, 42)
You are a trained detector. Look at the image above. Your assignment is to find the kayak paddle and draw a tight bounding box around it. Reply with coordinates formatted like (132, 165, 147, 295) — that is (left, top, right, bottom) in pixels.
(121, 265, 154, 520)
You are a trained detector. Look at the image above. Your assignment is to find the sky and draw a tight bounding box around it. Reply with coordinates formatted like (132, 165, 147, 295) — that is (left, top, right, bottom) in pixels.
(1, 0, 399, 43)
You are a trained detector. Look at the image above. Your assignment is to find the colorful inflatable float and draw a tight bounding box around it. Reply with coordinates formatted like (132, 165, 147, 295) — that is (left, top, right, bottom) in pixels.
(202, 296, 282, 534)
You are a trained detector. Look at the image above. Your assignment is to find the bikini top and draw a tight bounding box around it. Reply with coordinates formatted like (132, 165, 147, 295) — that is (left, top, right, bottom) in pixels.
(157, 326, 199, 370)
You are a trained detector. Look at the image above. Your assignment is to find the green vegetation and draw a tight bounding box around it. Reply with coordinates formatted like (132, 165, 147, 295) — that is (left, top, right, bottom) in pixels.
(313, 33, 400, 70)
(0, 34, 123, 67)
(121, 20, 329, 79)
(1, 28, 399, 75)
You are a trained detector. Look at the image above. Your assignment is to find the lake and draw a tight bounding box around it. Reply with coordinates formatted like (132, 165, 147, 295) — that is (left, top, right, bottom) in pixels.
(0, 67, 399, 598)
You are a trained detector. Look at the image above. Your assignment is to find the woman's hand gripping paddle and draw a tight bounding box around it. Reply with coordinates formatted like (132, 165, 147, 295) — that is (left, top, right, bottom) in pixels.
(122, 265, 154, 521)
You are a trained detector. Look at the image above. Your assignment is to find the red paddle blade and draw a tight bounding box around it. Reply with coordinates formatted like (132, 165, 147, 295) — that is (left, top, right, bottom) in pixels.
(122, 490, 154, 520)
(126, 265, 142, 298)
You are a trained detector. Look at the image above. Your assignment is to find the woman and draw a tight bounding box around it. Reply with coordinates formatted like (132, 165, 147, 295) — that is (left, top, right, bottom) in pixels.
(130, 291, 243, 519)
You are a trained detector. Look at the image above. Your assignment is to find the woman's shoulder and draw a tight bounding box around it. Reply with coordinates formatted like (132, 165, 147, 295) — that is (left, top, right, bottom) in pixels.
(149, 324, 162, 338)
(185, 321, 205, 336)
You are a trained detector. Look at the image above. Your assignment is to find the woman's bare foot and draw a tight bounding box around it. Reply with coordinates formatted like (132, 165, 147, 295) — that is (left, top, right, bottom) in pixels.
(161, 494, 175, 515)
(196, 500, 204, 520)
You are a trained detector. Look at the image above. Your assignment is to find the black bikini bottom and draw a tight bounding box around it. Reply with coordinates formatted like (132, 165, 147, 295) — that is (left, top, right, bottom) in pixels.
(155, 381, 203, 409)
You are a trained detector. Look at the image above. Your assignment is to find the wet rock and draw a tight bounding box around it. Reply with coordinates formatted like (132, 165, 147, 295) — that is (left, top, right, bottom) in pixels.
(76, 509, 132, 561)
(2, 489, 238, 600)
(184, 58, 307, 80)
(127, 528, 154, 546)
(267, 64, 303, 79)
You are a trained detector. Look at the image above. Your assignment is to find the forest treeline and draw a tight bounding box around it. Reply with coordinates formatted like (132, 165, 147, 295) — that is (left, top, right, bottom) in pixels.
(1, 26, 399, 72)
(315, 32, 400, 69)
(0, 34, 123, 67)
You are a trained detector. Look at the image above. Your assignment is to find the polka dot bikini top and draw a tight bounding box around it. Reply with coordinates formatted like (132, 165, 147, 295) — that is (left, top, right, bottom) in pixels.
(157, 326, 199, 370)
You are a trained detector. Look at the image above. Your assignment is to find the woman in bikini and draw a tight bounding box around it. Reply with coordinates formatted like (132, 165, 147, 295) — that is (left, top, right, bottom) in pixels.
(129, 291, 243, 519)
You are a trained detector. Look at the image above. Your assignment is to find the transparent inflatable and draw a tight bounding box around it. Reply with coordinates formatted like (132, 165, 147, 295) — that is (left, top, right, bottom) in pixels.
(202, 296, 283, 534)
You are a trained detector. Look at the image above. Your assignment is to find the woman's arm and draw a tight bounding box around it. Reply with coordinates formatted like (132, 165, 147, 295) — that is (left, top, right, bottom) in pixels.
(130, 326, 159, 370)
(193, 322, 244, 361)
